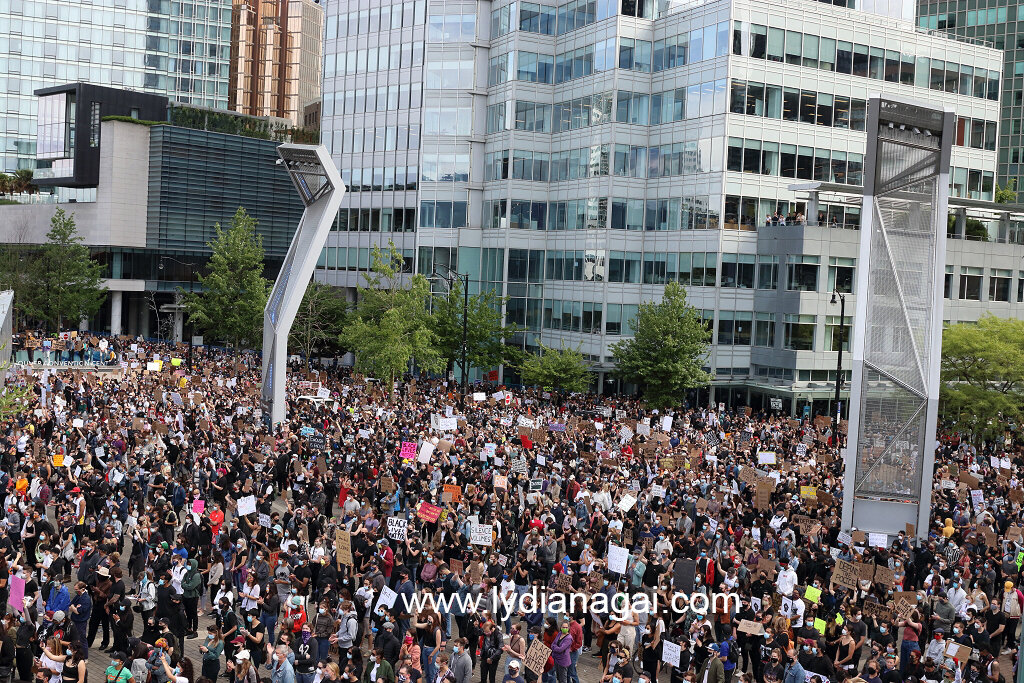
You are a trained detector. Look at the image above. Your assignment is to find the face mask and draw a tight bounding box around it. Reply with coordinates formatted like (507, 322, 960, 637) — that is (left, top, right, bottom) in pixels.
(370, 657, 376, 663)
(319, 609, 326, 615)
(452, 647, 459, 654)
(66, 650, 72, 656)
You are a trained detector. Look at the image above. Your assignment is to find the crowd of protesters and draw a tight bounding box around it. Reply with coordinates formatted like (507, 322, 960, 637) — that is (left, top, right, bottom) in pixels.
(0, 333, 1020, 683)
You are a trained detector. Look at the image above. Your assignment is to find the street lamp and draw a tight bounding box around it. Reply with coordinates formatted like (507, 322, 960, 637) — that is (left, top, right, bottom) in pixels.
(432, 264, 469, 403)
(159, 256, 197, 372)
(830, 289, 846, 423)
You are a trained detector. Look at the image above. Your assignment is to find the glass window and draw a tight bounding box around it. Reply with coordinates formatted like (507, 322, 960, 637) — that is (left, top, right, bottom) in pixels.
(828, 257, 855, 292)
(784, 314, 816, 351)
(787, 255, 819, 291)
(959, 266, 983, 300)
(754, 313, 775, 347)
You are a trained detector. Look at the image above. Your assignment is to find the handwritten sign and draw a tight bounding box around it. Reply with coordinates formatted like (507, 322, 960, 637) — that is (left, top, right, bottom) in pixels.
(417, 502, 442, 523)
(523, 640, 552, 676)
(400, 441, 416, 460)
(336, 528, 353, 566)
(387, 517, 408, 541)
(471, 523, 494, 546)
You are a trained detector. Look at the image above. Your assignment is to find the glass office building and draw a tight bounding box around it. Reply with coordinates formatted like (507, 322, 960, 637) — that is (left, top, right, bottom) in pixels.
(318, 0, 1015, 407)
(917, 0, 1024, 197)
(0, 0, 231, 173)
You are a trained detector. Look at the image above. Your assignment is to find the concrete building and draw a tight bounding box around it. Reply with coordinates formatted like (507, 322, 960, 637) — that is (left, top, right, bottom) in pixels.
(0, 0, 232, 174)
(0, 85, 304, 341)
(228, 0, 324, 126)
(318, 0, 1024, 410)
(917, 0, 1024, 197)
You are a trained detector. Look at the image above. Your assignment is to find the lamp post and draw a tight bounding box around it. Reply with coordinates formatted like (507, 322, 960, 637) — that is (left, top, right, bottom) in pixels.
(159, 256, 197, 372)
(831, 289, 846, 423)
(432, 264, 469, 402)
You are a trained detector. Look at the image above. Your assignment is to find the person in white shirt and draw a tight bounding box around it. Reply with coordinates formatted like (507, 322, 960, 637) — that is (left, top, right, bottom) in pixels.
(776, 560, 798, 596)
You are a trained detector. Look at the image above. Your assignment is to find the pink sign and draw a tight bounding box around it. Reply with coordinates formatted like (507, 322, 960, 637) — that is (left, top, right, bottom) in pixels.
(400, 441, 416, 459)
(192, 499, 205, 515)
(7, 575, 24, 613)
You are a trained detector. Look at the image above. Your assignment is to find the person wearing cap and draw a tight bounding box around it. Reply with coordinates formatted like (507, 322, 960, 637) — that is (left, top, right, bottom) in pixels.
(105, 650, 134, 683)
(88, 566, 114, 651)
(230, 650, 259, 683)
(501, 661, 524, 683)
(697, 643, 725, 683)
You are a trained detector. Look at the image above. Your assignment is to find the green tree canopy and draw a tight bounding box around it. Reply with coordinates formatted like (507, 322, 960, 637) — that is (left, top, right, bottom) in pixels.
(288, 281, 348, 369)
(185, 207, 269, 349)
(611, 281, 712, 407)
(518, 343, 592, 393)
(21, 208, 106, 332)
(941, 315, 1024, 440)
(431, 277, 520, 377)
(339, 243, 442, 387)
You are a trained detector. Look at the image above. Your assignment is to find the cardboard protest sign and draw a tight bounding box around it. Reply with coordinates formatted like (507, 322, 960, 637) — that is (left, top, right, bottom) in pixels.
(831, 559, 860, 590)
(523, 641, 552, 676)
(335, 529, 353, 566)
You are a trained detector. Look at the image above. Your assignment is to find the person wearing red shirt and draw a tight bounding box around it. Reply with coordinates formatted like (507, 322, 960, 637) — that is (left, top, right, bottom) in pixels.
(378, 539, 394, 579)
(209, 504, 224, 537)
(285, 595, 307, 633)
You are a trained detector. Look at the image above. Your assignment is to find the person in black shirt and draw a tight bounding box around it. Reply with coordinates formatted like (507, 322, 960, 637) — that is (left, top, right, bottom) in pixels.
(293, 624, 318, 683)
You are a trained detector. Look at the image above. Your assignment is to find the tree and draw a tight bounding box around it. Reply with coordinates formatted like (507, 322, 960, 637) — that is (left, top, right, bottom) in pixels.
(11, 169, 36, 195)
(339, 243, 442, 387)
(519, 343, 592, 393)
(184, 207, 269, 349)
(0, 173, 11, 196)
(0, 345, 33, 422)
(995, 179, 1017, 204)
(288, 281, 348, 370)
(20, 208, 106, 332)
(431, 278, 519, 378)
(941, 315, 1024, 441)
(611, 281, 712, 407)
(946, 213, 989, 241)
(0, 243, 38, 328)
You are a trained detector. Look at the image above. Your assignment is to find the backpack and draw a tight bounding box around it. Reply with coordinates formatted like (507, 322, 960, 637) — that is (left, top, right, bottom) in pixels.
(726, 638, 739, 666)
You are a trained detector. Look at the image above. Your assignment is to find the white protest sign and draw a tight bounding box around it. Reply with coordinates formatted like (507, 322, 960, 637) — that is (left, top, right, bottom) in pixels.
(662, 640, 681, 667)
(375, 585, 398, 611)
(387, 517, 408, 541)
(617, 494, 637, 512)
(757, 451, 777, 465)
(237, 495, 257, 516)
(607, 544, 629, 573)
(471, 524, 494, 546)
(418, 442, 435, 464)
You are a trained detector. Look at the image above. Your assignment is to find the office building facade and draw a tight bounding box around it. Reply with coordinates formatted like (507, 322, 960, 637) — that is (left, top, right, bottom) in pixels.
(228, 0, 324, 126)
(0, 0, 231, 174)
(318, 0, 1020, 410)
(917, 0, 1024, 197)
(0, 89, 305, 339)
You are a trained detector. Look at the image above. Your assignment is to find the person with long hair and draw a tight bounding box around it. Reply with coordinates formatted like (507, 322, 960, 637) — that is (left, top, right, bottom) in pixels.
(41, 640, 84, 683)
(199, 626, 224, 680)
(412, 610, 442, 683)
(37, 637, 64, 683)
(228, 652, 258, 683)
